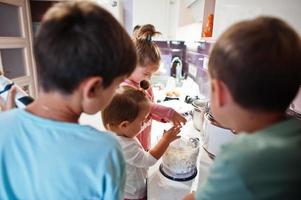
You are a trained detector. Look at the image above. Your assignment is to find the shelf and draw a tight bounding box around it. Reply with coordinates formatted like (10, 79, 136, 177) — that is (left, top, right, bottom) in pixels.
(30, 0, 70, 1)
(0, 0, 23, 7)
(12, 76, 34, 96)
(12, 75, 31, 83)
(0, 37, 27, 48)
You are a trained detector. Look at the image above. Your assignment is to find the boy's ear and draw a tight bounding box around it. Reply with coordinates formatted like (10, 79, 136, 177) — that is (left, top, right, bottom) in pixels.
(119, 121, 130, 129)
(211, 79, 228, 107)
(81, 77, 103, 98)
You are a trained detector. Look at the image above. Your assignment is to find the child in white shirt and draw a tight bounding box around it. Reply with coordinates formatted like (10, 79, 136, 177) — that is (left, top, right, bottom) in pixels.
(102, 86, 181, 200)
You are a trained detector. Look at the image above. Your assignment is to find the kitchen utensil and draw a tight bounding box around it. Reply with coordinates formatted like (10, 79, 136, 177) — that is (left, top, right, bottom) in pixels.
(191, 98, 209, 131)
(290, 87, 301, 114)
(203, 111, 236, 159)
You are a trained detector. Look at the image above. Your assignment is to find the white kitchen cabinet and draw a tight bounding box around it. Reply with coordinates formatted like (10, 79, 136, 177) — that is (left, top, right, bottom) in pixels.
(0, 0, 37, 97)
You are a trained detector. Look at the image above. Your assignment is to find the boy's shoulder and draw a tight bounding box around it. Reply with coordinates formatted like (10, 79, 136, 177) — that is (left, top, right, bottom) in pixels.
(0, 109, 120, 149)
(0, 108, 21, 123)
(0, 107, 18, 115)
(86, 128, 122, 150)
(219, 118, 301, 172)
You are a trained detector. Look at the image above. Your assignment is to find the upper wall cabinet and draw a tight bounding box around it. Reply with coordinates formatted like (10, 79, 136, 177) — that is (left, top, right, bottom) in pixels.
(0, 0, 37, 97)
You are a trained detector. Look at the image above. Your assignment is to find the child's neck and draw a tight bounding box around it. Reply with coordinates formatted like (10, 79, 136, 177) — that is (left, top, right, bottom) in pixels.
(26, 91, 81, 123)
(109, 127, 132, 138)
(230, 109, 287, 133)
(115, 131, 131, 138)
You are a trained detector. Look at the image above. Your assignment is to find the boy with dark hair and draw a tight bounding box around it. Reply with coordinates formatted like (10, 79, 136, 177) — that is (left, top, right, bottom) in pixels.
(185, 16, 301, 200)
(0, 1, 136, 199)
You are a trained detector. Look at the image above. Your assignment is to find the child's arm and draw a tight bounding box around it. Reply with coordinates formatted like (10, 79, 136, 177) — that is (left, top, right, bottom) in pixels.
(124, 139, 158, 168)
(150, 103, 174, 122)
(0, 86, 16, 111)
(149, 125, 181, 160)
(150, 103, 187, 125)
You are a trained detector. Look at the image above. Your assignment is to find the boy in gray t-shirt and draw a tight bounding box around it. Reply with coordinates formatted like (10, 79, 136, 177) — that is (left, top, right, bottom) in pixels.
(185, 16, 301, 200)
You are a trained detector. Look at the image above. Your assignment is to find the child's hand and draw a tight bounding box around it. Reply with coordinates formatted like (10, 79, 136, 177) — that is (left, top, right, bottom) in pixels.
(0, 86, 16, 111)
(149, 124, 181, 160)
(171, 111, 187, 126)
(162, 125, 181, 143)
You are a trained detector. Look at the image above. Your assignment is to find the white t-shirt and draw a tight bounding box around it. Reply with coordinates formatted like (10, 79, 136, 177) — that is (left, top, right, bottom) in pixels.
(114, 135, 158, 199)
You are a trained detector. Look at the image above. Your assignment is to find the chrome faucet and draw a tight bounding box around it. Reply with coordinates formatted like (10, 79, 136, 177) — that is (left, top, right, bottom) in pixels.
(171, 57, 183, 87)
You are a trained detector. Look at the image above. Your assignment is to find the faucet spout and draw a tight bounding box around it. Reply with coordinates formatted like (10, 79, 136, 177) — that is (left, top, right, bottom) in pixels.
(172, 57, 183, 87)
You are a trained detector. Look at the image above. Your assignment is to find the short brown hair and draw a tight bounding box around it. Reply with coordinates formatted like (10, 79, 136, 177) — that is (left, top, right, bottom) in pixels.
(209, 16, 301, 112)
(133, 24, 161, 67)
(34, 1, 136, 94)
(102, 87, 149, 128)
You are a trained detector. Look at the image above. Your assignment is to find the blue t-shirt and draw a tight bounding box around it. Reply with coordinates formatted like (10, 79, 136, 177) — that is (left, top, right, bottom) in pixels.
(196, 118, 301, 200)
(0, 109, 125, 200)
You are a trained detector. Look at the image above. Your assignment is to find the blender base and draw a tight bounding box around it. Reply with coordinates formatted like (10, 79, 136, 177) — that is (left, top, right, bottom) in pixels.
(159, 164, 197, 182)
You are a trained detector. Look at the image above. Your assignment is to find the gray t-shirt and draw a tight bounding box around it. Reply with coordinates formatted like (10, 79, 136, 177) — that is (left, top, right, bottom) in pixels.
(196, 118, 301, 200)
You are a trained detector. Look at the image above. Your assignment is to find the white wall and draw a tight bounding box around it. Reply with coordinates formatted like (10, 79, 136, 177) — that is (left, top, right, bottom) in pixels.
(213, 0, 301, 39)
(79, 112, 106, 131)
(121, 0, 133, 33)
(175, 0, 215, 41)
(175, 0, 204, 41)
(132, 0, 169, 39)
(131, 0, 179, 40)
(123, 0, 213, 41)
(95, 0, 124, 24)
(176, 22, 202, 41)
